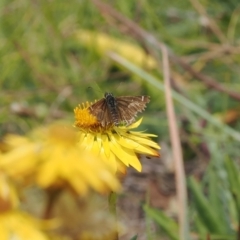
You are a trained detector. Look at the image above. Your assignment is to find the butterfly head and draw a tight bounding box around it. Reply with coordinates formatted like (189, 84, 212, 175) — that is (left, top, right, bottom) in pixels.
(104, 92, 114, 98)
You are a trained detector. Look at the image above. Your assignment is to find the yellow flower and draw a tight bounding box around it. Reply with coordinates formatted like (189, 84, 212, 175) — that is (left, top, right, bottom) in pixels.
(0, 211, 48, 240)
(0, 123, 120, 195)
(74, 103, 160, 173)
(0, 135, 40, 182)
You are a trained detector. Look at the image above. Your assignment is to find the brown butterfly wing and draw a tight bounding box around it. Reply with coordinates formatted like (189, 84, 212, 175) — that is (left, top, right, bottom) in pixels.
(88, 99, 112, 127)
(116, 96, 150, 125)
(89, 95, 150, 127)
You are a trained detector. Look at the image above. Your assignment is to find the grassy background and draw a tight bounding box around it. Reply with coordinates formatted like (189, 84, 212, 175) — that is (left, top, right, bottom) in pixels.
(1, 0, 240, 239)
(1, 0, 240, 134)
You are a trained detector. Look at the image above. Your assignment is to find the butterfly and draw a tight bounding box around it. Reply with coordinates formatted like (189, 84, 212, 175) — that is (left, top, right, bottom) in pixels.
(88, 92, 150, 127)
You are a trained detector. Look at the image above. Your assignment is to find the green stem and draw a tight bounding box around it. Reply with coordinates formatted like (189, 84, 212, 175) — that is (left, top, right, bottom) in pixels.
(108, 191, 118, 240)
(43, 188, 61, 219)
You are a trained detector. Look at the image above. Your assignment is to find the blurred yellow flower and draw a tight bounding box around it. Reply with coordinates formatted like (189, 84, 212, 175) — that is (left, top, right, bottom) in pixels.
(0, 211, 48, 240)
(0, 123, 120, 195)
(74, 103, 160, 173)
(75, 30, 157, 69)
(0, 135, 40, 182)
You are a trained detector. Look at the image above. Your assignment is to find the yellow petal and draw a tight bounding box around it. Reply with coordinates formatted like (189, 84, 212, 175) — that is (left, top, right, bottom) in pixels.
(109, 140, 129, 166)
(0, 211, 49, 240)
(0, 145, 38, 177)
(114, 135, 139, 149)
(100, 134, 111, 158)
(107, 151, 118, 172)
(121, 148, 142, 172)
(91, 139, 101, 155)
(69, 175, 88, 195)
(135, 144, 160, 156)
(124, 133, 160, 149)
(130, 131, 158, 138)
(109, 137, 142, 171)
(115, 135, 159, 156)
(123, 118, 142, 129)
(99, 147, 116, 171)
(82, 133, 95, 150)
(37, 159, 59, 187)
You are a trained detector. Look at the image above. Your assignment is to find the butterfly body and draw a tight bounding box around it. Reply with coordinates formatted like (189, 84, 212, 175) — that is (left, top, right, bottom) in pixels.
(104, 93, 120, 125)
(89, 92, 150, 127)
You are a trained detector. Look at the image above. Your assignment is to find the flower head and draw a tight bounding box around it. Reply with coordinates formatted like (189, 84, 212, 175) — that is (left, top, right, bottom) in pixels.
(74, 102, 160, 173)
(0, 122, 120, 195)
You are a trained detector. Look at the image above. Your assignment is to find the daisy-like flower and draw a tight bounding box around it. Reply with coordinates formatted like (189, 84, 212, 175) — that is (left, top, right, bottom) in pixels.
(0, 123, 120, 195)
(0, 163, 49, 240)
(74, 101, 160, 173)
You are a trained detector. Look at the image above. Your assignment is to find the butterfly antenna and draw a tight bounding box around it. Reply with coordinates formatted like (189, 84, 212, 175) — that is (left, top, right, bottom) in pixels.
(86, 86, 93, 92)
(116, 81, 123, 92)
(92, 82, 104, 98)
(86, 83, 104, 99)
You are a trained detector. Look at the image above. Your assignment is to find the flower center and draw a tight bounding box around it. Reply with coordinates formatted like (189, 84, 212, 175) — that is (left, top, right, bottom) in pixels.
(74, 102, 113, 133)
